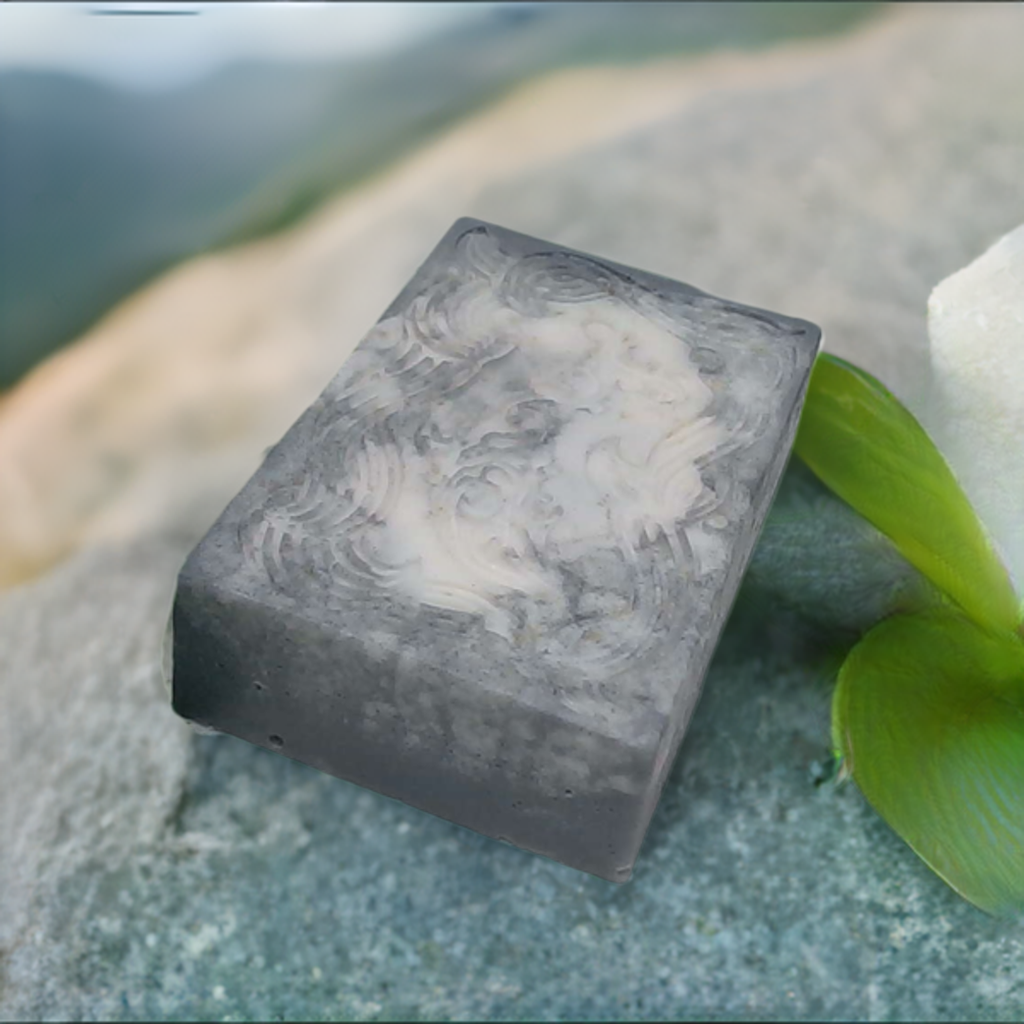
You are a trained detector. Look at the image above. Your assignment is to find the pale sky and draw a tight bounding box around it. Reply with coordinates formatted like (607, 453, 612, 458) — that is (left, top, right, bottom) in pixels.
(0, 2, 497, 91)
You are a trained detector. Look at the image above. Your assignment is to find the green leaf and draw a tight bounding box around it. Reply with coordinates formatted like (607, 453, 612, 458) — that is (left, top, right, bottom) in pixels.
(795, 354, 1020, 635)
(833, 608, 1024, 915)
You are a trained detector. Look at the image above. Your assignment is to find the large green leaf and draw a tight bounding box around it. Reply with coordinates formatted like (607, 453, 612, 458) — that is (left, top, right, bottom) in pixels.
(795, 354, 1020, 635)
(833, 608, 1024, 915)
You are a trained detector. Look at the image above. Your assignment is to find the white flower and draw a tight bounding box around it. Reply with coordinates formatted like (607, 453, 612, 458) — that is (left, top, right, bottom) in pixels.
(919, 223, 1024, 597)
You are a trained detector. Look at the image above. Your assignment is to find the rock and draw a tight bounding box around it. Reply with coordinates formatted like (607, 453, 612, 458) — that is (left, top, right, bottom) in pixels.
(4, 5, 1024, 1018)
(3, 534, 1021, 1021)
(747, 460, 933, 637)
(6, 5, 1024, 594)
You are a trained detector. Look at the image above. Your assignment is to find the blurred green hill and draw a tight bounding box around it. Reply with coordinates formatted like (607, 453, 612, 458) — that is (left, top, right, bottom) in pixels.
(0, 2, 880, 389)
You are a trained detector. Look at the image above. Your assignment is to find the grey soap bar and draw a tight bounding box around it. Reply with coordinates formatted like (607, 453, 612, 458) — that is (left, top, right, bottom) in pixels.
(171, 218, 820, 881)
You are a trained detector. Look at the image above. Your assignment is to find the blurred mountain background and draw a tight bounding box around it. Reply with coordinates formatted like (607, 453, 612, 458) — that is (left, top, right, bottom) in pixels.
(0, 1, 880, 390)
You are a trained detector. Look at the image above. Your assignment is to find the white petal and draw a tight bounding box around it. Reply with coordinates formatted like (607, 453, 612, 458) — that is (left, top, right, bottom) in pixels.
(921, 223, 1024, 592)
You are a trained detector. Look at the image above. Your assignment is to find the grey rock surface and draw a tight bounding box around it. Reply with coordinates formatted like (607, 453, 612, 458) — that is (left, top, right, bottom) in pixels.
(3, 537, 1021, 1021)
(748, 460, 935, 637)
(4, 5, 1024, 1019)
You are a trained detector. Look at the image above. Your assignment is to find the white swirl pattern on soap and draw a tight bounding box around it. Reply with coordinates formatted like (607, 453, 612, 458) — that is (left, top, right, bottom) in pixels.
(239, 227, 798, 700)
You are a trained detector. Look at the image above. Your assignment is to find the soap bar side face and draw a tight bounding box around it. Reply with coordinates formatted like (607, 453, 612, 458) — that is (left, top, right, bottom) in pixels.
(173, 218, 819, 881)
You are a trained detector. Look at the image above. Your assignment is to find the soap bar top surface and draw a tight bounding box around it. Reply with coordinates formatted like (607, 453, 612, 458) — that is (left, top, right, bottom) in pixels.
(173, 218, 820, 879)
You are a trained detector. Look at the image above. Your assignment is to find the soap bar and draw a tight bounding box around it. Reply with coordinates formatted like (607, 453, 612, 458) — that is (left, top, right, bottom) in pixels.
(171, 218, 820, 881)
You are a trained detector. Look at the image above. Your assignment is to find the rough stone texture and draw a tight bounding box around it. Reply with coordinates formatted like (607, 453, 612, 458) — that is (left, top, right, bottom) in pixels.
(3, 538, 1022, 1022)
(3, 5, 1024, 1019)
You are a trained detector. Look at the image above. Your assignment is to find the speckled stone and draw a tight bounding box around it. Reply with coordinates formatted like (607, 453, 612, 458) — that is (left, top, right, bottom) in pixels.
(171, 218, 820, 880)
